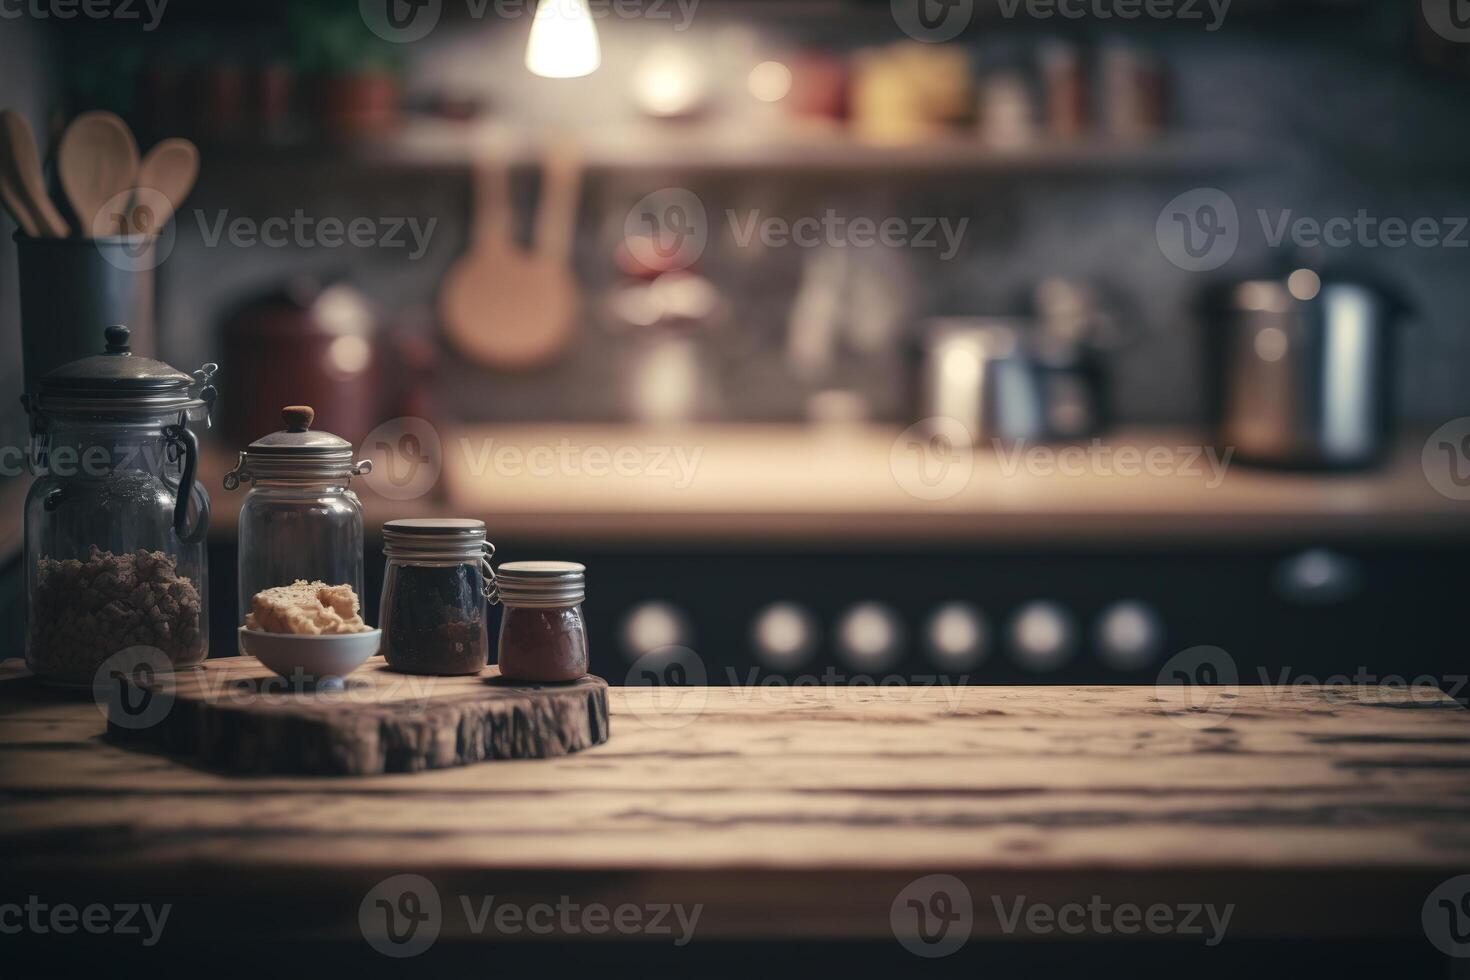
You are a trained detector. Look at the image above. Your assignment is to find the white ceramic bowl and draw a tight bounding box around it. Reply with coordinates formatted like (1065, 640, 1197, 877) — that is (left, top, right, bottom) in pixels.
(238, 627, 381, 684)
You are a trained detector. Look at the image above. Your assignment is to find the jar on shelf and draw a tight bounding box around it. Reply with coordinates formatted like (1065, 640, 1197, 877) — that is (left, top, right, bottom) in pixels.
(223, 405, 372, 626)
(379, 519, 496, 676)
(495, 561, 588, 683)
(22, 324, 218, 686)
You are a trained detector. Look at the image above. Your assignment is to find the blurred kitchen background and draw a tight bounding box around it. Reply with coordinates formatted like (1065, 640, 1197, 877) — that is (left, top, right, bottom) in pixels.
(2, 0, 1468, 690)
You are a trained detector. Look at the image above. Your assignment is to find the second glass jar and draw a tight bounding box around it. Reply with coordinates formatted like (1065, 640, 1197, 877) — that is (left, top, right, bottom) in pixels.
(224, 406, 371, 623)
(380, 519, 496, 676)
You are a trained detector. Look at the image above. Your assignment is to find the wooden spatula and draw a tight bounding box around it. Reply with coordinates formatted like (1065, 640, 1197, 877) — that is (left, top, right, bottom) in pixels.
(440, 147, 582, 371)
(58, 110, 139, 237)
(129, 137, 199, 234)
(0, 109, 68, 237)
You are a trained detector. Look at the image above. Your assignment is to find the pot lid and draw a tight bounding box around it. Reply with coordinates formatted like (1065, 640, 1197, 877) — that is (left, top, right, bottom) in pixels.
(247, 406, 353, 456)
(40, 325, 194, 394)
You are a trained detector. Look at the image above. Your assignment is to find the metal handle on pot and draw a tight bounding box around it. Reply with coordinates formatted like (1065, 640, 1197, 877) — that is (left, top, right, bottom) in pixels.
(165, 422, 209, 544)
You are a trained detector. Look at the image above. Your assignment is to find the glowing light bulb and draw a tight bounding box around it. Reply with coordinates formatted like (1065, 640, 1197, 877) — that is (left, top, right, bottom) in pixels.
(748, 61, 792, 103)
(525, 0, 601, 80)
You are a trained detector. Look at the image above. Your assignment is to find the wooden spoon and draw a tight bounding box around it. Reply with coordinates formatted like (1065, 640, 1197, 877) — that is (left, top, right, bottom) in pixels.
(0, 176, 41, 237)
(440, 147, 582, 371)
(58, 110, 139, 238)
(0, 109, 68, 237)
(129, 137, 199, 235)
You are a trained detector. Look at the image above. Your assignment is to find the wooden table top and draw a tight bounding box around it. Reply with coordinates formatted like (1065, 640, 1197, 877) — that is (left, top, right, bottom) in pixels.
(2, 665, 1468, 946)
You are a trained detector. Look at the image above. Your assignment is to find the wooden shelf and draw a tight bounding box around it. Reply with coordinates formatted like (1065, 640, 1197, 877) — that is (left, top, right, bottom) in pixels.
(210, 122, 1280, 176)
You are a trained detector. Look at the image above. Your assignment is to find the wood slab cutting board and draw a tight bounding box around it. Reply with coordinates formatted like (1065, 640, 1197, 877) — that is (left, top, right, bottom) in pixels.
(107, 656, 609, 776)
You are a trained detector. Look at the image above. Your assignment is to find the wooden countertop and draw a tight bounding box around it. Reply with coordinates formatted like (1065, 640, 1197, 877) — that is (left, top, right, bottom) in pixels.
(3, 666, 1467, 949)
(200, 424, 1470, 545)
(1, 426, 1463, 568)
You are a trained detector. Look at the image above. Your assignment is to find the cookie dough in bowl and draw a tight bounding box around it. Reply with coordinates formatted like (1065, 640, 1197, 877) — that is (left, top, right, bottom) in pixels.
(245, 580, 372, 635)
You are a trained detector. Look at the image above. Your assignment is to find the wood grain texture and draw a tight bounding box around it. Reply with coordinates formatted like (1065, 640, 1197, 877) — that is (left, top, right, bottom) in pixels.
(2, 670, 1468, 942)
(105, 658, 609, 775)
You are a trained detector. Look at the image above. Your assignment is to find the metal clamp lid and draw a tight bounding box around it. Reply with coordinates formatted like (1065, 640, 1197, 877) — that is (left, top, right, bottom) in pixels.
(382, 518, 499, 601)
(495, 561, 586, 608)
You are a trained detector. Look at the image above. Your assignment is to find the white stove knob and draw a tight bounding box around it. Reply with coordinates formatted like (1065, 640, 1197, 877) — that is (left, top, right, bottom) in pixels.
(752, 602, 817, 671)
(835, 602, 904, 673)
(620, 601, 690, 661)
(925, 602, 988, 672)
(1095, 600, 1163, 671)
(1008, 601, 1075, 672)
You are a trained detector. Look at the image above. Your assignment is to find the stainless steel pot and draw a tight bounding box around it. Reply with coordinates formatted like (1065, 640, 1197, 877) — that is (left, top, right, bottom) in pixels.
(918, 319, 1046, 445)
(1210, 272, 1405, 469)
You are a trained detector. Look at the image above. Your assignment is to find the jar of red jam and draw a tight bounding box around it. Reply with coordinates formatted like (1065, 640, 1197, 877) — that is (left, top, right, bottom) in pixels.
(494, 561, 588, 683)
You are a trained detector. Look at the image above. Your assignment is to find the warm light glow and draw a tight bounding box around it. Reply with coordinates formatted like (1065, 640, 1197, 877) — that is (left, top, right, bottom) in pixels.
(325, 335, 373, 377)
(748, 60, 793, 102)
(525, 0, 601, 79)
(633, 44, 707, 117)
(1288, 268, 1322, 301)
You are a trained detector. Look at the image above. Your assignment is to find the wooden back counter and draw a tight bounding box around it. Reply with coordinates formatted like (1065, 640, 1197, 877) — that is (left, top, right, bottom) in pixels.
(191, 425, 1470, 547)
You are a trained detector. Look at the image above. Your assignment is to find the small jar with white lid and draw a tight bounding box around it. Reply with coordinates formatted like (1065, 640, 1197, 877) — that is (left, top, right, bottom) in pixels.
(223, 406, 372, 625)
(495, 561, 589, 683)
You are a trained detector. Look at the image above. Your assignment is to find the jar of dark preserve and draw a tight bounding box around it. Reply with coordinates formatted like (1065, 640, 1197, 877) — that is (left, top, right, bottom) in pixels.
(379, 519, 496, 676)
(495, 561, 588, 683)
